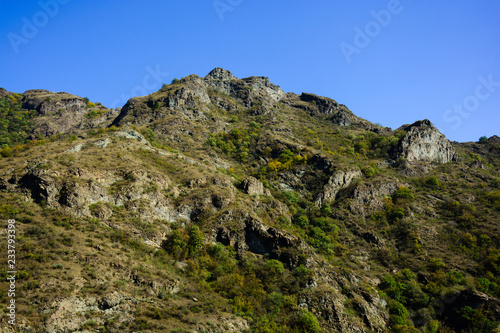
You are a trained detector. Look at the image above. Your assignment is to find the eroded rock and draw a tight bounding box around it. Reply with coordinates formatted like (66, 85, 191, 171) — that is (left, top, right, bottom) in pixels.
(397, 119, 457, 163)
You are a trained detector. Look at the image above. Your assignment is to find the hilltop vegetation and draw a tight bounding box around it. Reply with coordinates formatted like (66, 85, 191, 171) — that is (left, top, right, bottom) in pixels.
(0, 69, 499, 332)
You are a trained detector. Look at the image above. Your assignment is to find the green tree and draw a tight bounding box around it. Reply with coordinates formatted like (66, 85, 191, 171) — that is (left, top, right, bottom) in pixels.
(188, 225, 204, 257)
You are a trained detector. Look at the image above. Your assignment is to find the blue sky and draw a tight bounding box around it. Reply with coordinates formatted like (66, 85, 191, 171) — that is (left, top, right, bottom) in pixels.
(1, 1, 499, 142)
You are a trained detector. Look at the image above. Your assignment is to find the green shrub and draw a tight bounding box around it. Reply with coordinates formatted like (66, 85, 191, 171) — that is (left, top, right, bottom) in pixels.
(394, 186, 414, 200)
(187, 225, 203, 257)
(362, 166, 377, 177)
(294, 309, 321, 333)
(426, 176, 439, 187)
(294, 215, 309, 228)
(460, 306, 499, 332)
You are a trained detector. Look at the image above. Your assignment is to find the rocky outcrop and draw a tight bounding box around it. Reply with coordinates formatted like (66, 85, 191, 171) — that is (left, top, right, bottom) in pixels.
(300, 93, 344, 116)
(488, 135, 500, 144)
(293, 93, 387, 132)
(210, 211, 312, 268)
(299, 289, 388, 333)
(204, 68, 285, 107)
(112, 74, 210, 126)
(316, 168, 362, 206)
(20, 89, 118, 138)
(241, 176, 266, 196)
(0, 88, 11, 98)
(205, 67, 236, 81)
(397, 119, 457, 163)
(349, 181, 404, 216)
(45, 294, 136, 332)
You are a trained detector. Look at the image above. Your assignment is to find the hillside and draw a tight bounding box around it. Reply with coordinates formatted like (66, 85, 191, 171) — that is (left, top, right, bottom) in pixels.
(0, 69, 499, 333)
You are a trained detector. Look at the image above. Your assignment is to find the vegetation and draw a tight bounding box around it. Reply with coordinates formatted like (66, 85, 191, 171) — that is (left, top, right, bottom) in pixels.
(0, 95, 36, 148)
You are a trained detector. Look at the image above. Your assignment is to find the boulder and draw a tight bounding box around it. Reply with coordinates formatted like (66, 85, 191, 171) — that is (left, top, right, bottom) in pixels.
(316, 168, 362, 206)
(397, 119, 457, 163)
(241, 176, 265, 196)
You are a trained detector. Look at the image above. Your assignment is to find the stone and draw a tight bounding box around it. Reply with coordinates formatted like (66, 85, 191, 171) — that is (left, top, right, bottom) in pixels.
(204, 67, 236, 81)
(316, 168, 362, 206)
(241, 176, 265, 196)
(397, 119, 457, 163)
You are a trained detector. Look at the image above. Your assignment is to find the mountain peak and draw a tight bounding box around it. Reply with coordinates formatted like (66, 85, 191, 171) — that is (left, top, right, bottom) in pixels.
(205, 67, 236, 81)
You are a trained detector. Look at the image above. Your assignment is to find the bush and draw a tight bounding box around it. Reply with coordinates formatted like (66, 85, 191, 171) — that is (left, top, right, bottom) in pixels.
(426, 176, 439, 187)
(294, 215, 309, 228)
(394, 186, 414, 200)
(293, 309, 321, 333)
(362, 166, 378, 177)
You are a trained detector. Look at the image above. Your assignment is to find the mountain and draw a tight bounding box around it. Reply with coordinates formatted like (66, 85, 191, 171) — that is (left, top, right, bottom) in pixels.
(0, 68, 499, 332)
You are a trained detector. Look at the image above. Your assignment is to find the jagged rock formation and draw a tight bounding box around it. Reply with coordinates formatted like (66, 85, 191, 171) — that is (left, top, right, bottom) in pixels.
(241, 176, 266, 196)
(397, 119, 457, 163)
(316, 168, 362, 206)
(20, 89, 119, 139)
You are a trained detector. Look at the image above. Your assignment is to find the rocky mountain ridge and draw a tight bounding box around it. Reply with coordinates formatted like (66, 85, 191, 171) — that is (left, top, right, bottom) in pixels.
(0, 68, 499, 332)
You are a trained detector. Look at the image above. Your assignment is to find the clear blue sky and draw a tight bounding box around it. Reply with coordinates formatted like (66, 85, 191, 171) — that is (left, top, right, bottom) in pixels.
(1, 1, 499, 142)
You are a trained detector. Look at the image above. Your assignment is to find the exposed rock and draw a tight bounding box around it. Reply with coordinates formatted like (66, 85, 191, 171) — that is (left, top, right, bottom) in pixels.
(241, 176, 265, 196)
(300, 93, 343, 116)
(397, 119, 457, 163)
(112, 75, 210, 126)
(316, 168, 362, 206)
(469, 160, 485, 169)
(45, 294, 135, 333)
(349, 181, 403, 216)
(0, 88, 11, 98)
(298, 289, 388, 332)
(113, 129, 149, 144)
(195, 315, 250, 332)
(488, 135, 500, 144)
(21, 89, 119, 139)
(295, 92, 387, 132)
(205, 67, 236, 81)
(204, 68, 285, 106)
(210, 212, 311, 268)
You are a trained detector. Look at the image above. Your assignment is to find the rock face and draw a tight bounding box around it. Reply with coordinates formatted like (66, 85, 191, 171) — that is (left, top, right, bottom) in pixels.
(205, 67, 236, 81)
(113, 74, 211, 126)
(397, 119, 457, 163)
(300, 93, 344, 117)
(204, 68, 286, 107)
(282, 92, 388, 133)
(0, 88, 10, 97)
(488, 135, 500, 144)
(316, 168, 362, 206)
(241, 176, 265, 196)
(20, 89, 118, 138)
(349, 181, 404, 217)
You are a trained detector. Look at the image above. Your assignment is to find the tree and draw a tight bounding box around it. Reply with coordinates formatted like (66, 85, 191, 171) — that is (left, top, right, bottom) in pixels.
(187, 225, 204, 257)
(479, 136, 489, 144)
